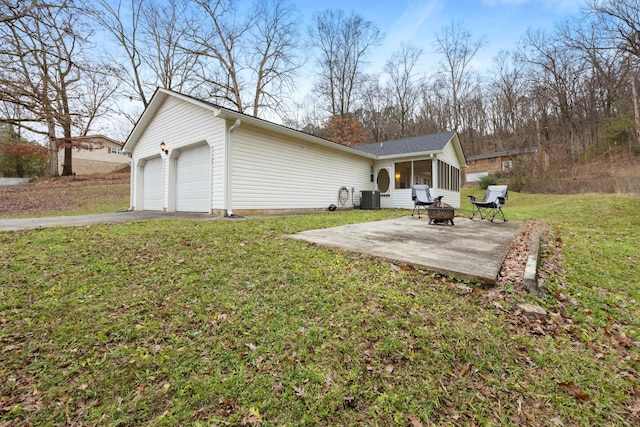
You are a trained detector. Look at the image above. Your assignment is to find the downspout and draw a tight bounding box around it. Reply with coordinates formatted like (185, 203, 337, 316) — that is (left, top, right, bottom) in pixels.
(127, 155, 134, 211)
(226, 119, 242, 216)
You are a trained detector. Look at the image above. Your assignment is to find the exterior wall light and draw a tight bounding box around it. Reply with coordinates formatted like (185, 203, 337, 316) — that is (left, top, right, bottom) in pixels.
(160, 141, 169, 155)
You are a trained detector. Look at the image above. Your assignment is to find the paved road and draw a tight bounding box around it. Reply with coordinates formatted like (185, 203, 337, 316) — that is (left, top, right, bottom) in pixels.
(0, 178, 30, 187)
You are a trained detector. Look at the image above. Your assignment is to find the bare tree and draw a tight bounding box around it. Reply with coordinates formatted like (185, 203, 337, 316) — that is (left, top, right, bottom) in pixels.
(86, 0, 150, 107)
(74, 64, 121, 136)
(309, 9, 383, 117)
(434, 20, 485, 131)
(516, 28, 586, 161)
(587, 0, 640, 145)
(0, 0, 86, 175)
(248, 0, 301, 117)
(186, 0, 300, 117)
(0, 0, 36, 24)
(141, 0, 201, 93)
(488, 50, 529, 136)
(383, 43, 423, 137)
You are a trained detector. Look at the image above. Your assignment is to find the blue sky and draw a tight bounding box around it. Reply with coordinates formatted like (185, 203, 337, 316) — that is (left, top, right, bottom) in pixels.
(295, 0, 587, 75)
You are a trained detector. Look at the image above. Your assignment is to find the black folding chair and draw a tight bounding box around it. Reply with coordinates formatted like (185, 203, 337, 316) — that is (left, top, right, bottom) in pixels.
(468, 185, 508, 222)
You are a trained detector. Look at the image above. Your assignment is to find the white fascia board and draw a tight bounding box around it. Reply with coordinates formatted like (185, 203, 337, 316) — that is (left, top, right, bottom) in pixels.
(375, 151, 442, 161)
(215, 109, 377, 160)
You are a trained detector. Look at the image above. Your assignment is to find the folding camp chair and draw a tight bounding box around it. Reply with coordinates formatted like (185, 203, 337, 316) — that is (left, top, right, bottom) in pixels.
(411, 185, 442, 218)
(468, 185, 508, 222)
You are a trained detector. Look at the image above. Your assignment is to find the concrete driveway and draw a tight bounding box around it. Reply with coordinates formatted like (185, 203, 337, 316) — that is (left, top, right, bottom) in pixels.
(291, 216, 522, 285)
(0, 211, 221, 232)
(0, 178, 30, 187)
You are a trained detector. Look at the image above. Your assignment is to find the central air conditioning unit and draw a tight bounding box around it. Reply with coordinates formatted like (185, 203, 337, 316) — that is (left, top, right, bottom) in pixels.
(360, 190, 381, 209)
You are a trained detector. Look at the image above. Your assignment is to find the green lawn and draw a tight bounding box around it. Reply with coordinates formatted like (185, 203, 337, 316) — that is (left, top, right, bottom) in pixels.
(1, 192, 638, 426)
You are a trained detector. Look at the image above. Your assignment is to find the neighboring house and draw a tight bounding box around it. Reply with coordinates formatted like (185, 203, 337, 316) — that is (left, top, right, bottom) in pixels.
(58, 135, 130, 175)
(465, 146, 544, 182)
(122, 88, 466, 216)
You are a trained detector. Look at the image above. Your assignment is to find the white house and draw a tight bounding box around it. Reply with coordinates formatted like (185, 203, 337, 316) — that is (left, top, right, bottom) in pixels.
(58, 135, 129, 175)
(122, 88, 466, 216)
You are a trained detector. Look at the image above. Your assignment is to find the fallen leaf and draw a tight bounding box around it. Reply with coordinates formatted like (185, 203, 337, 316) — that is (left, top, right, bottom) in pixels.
(272, 382, 284, 394)
(617, 332, 633, 348)
(218, 396, 234, 407)
(343, 396, 356, 409)
(2, 344, 23, 353)
(407, 414, 424, 426)
(459, 363, 472, 376)
(385, 365, 394, 374)
(549, 417, 564, 426)
(241, 407, 263, 425)
(558, 381, 590, 401)
(399, 263, 416, 272)
(293, 386, 305, 398)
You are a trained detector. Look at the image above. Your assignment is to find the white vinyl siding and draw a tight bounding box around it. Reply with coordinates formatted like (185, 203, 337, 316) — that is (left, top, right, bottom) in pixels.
(231, 125, 372, 210)
(433, 142, 462, 208)
(130, 96, 225, 211)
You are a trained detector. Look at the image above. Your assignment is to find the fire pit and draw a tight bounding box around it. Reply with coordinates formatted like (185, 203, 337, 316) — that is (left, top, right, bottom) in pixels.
(426, 202, 456, 226)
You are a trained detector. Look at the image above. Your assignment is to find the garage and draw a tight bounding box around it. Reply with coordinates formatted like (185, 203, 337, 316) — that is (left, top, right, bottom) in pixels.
(142, 157, 163, 211)
(175, 144, 210, 212)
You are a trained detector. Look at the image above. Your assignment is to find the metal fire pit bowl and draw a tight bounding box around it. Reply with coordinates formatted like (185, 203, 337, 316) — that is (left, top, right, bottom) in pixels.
(426, 202, 456, 226)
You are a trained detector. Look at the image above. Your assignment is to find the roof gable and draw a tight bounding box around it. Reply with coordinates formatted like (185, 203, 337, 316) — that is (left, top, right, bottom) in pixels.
(123, 88, 376, 159)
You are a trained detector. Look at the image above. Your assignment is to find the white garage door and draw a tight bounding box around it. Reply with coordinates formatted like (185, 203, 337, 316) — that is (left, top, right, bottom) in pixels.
(175, 144, 210, 212)
(142, 157, 163, 211)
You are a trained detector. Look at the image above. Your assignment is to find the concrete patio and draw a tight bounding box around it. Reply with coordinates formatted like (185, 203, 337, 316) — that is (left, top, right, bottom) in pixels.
(291, 216, 522, 285)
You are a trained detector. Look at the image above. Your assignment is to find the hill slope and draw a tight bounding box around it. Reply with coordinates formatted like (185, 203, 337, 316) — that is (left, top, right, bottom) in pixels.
(0, 173, 130, 218)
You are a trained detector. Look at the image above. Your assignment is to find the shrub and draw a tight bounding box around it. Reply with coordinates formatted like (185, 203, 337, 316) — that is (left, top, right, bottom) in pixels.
(478, 173, 500, 189)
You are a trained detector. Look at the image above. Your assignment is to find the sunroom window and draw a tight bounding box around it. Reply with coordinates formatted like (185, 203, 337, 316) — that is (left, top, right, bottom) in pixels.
(394, 160, 432, 189)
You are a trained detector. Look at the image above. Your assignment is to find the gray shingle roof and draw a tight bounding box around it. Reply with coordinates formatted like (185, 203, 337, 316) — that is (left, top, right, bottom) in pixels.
(353, 131, 456, 156)
(466, 146, 538, 161)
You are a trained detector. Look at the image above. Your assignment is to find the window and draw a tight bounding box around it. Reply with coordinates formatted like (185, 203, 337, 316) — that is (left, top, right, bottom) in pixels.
(377, 168, 390, 193)
(394, 160, 432, 189)
(109, 147, 124, 155)
(413, 160, 432, 186)
(502, 160, 513, 172)
(489, 157, 496, 163)
(394, 161, 412, 189)
(437, 160, 460, 191)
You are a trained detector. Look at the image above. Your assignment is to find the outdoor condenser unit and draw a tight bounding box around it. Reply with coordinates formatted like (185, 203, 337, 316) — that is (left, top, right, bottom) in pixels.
(360, 190, 381, 210)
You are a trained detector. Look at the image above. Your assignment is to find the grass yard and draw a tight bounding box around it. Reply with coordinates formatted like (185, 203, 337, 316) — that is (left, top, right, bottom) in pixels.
(1, 190, 639, 426)
(0, 173, 130, 218)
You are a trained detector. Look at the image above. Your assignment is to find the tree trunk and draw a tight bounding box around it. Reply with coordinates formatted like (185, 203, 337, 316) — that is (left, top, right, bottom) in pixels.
(628, 55, 640, 147)
(47, 121, 58, 177)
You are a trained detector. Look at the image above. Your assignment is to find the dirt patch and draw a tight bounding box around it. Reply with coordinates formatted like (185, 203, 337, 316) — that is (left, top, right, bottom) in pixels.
(498, 220, 552, 290)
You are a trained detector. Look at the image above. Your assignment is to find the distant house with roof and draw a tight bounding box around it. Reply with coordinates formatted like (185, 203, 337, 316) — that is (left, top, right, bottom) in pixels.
(465, 146, 546, 182)
(123, 88, 466, 215)
(58, 135, 129, 175)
